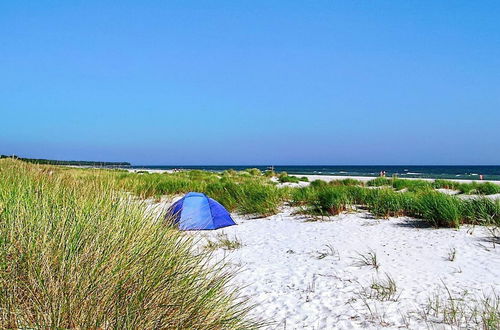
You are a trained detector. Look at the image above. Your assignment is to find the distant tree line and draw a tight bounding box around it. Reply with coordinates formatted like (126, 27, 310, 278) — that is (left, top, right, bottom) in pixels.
(0, 155, 130, 167)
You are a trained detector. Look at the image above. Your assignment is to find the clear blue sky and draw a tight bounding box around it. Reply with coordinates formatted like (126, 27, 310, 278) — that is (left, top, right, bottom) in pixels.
(1, 1, 499, 165)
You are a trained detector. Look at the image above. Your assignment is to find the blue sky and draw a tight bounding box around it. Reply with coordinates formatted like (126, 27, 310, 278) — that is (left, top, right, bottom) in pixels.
(1, 1, 499, 165)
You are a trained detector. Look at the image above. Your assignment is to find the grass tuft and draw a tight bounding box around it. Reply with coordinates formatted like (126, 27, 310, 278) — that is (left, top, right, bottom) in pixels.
(415, 192, 462, 228)
(366, 273, 399, 301)
(205, 232, 243, 251)
(353, 249, 380, 270)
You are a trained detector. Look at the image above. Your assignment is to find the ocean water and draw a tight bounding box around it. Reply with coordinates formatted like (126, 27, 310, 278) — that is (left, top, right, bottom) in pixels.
(132, 165, 500, 181)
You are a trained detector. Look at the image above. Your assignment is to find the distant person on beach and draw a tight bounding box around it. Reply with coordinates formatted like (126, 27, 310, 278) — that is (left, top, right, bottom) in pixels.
(480, 174, 484, 180)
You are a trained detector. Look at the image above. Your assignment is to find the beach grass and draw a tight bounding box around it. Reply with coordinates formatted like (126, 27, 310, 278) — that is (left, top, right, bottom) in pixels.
(205, 232, 243, 251)
(314, 186, 352, 215)
(367, 273, 398, 302)
(329, 178, 365, 186)
(366, 177, 392, 187)
(9, 160, 500, 228)
(52, 166, 283, 217)
(414, 192, 463, 228)
(291, 183, 498, 228)
(0, 159, 258, 328)
(366, 189, 416, 218)
(422, 286, 500, 329)
(363, 177, 500, 195)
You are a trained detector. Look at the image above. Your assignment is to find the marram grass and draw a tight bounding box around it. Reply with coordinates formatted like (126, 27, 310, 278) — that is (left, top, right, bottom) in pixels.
(60, 166, 283, 217)
(289, 184, 499, 228)
(0, 159, 260, 329)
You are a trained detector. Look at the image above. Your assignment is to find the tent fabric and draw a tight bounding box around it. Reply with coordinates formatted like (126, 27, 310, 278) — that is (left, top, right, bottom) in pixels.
(167, 192, 236, 230)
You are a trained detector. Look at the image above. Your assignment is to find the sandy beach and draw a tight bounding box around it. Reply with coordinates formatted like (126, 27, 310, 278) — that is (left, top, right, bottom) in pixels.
(144, 181, 500, 329)
(200, 207, 500, 329)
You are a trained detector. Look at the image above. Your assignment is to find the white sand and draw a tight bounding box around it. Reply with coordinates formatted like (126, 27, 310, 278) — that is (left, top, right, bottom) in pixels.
(202, 209, 500, 329)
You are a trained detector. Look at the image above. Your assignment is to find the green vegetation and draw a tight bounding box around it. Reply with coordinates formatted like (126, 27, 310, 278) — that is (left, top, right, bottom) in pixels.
(278, 173, 300, 183)
(367, 273, 398, 302)
(415, 192, 462, 228)
(0, 159, 257, 328)
(433, 179, 500, 195)
(366, 189, 416, 218)
(4, 158, 500, 229)
(365, 177, 500, 195)
(366, 177, 392, 187)
(423, 286, 500, 329)
(391, 178, 433, 192)
(312, 186, 352, 215)
(55, 167, 285, 217)
(0, 154, 130, 166)
(205, 233, 243, 251)
(289, 183, 499, 228)
(275, 172, 309, 183)
(353, 250, 380, 270)
(330, 178, 364, 186)
(245, 168, 262, 176)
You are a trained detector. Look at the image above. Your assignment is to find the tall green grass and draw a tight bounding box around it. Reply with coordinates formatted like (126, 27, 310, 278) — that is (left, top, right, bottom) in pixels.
(28, 162, 500, 227)
(366, 177, 500, 195)
(329, 178, 364, 186)
(391, 179, 433, 192)
(291, 184, 499, 228)
(0, 159, 258, 328)
(313, 186, 352, 215)
(366, 189, 416, 218)
(432, 179, 500, 195)
(54, 166, 283, 217)
(461, 198, 500, 225)
(414, 192, 463, 228)
(366, 177, 392, 187)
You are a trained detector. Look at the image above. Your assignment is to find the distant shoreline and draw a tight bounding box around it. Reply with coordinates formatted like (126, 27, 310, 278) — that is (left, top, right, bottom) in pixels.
(128, 165, 500, 181)
(117, 167, 500, 184)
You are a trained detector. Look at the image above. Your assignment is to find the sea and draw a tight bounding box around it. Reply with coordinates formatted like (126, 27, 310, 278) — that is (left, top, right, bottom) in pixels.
(131, 165, 500, 181)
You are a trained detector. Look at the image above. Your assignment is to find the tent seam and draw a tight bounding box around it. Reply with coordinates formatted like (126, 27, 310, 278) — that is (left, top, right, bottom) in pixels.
(207, 197, 216, 229)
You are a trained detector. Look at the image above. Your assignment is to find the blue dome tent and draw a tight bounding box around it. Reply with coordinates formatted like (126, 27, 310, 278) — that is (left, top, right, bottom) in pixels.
(167, 192, 236, 230)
